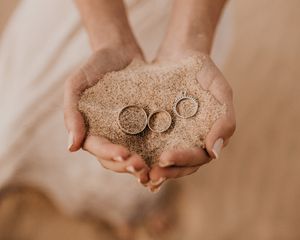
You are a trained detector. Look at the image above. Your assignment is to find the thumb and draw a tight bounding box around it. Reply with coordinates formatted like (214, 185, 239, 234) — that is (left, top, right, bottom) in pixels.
(205, 112, 236, 159)
(64, 70, 87, 152)
(196, 57, 236, 159)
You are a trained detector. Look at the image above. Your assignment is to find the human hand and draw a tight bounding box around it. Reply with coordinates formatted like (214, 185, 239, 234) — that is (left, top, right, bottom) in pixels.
(148, 53, 236, 192)
(64, 45, 150, 184)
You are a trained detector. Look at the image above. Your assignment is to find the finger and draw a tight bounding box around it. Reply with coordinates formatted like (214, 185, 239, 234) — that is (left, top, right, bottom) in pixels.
(205, 70, 235, 159)
(158, 147, 211, 168)
(196, 58, 236, 159)
(205, 112, 236, 159)
(83, 135, 130, 161)
(97, 153, 148, 174)
(84, 136, 149, 184)
(64, 70, 88, 152)
(149, 165, 200, 182)
(148, 165, 200, 194)
(99, 154, 150, 184)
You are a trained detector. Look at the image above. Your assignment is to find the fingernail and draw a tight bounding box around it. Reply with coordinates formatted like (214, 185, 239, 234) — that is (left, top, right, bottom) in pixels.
(159, 161, 174, 168)
(138, 178, 149, 187)
(137, 177, 148, 185)
(68, 132, 74, 151)
(150, 177, 166, 186)
(151, 185, 163, 193)
(126, 166, 136, 173)
(113, 156, 125, 162)
(212, 138, 224, 159)
(137, 171, 150, 186)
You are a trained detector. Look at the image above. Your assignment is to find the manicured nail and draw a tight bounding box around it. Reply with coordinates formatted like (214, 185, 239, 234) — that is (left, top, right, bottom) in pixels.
(151, 185, 163, 193)
(113, 156, 125, 162)
(150, 177, 166, 186)
(138, 178, 149, 187)
(159, 161, 174, 168)
(212, 138, 224, 159)
(126, 166, 136, 173)
(68, 132, 74, 151)
(137, 177, 148, 185)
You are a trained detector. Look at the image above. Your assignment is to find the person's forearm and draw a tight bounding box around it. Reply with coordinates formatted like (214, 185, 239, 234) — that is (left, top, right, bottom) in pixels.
(159, 0, 227, 57)
(75, 0, 138, 51)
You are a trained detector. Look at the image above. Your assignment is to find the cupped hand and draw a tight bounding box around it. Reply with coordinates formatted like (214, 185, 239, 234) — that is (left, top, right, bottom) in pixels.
(148, 53, 236, 192)
(64, 46, 150, 184)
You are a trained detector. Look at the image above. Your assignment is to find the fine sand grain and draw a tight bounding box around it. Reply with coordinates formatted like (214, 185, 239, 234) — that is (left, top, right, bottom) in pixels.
(78, 56, 226, 165)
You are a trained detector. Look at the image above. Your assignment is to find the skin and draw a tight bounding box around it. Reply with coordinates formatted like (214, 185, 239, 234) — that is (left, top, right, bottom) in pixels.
(149, 0, 235, 191)
(64, 0, 235, 192)
(64, 0, 150, 184)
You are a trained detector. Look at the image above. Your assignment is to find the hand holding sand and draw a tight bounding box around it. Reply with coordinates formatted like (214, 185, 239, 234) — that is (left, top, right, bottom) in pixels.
(64, 47, 151, 184)
(143, 0, 236, 191)
(148, 54, 236, 191)
(78, 53, 235, 191)
(64, 0, 235, 192)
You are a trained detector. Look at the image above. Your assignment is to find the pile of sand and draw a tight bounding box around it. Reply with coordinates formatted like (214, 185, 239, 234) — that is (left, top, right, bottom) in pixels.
(78, 56, 226, 165)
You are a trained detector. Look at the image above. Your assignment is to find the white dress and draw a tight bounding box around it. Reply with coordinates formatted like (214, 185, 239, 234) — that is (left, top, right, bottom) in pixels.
(0, 0, 233, 224)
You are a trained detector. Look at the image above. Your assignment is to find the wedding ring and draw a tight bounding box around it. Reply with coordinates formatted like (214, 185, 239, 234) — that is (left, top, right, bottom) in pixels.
(147, 110, 172, 133)
(173, 91, 199, 119)
(117, 105, 148, 135)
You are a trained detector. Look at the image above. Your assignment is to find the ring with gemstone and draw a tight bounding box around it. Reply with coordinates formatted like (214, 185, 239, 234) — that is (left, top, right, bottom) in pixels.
(117, 105, 148, 135)
(147, 110, 172, 133)
(173, 91, 199, 119)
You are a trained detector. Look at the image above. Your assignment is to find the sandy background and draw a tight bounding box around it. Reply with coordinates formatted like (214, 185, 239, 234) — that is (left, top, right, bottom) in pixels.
(0, 0, 300, 239)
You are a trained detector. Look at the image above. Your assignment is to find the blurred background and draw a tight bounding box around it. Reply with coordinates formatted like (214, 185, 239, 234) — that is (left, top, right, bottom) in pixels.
(0, 0, 300, 239)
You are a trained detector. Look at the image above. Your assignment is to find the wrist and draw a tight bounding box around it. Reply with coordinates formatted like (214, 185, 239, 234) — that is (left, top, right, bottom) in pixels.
(90, 24, 140, 54)
(156, 0, 225, 61)
(156, 33, 211, 62)
(92, 34, 143, 63)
